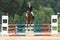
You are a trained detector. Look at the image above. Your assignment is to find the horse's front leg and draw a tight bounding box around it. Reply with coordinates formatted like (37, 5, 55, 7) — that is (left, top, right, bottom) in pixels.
(30, 21, 32, 27)
(30, 19, 34, 27)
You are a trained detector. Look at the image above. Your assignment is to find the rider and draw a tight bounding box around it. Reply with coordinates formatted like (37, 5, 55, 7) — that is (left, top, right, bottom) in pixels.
(26, 2, 34, 20)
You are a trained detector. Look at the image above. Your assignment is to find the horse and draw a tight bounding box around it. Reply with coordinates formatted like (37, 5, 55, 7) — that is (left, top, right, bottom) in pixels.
(26, 10, 34, 27)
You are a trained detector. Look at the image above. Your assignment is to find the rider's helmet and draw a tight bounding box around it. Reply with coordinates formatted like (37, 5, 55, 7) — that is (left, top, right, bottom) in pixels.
(27, 2, 32, 12)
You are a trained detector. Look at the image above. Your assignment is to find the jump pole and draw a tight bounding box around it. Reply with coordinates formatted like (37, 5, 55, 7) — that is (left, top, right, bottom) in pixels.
(16, 24, 26, 36)
(8, 24, 56, 36)
(51, 15, 58, 35)
(1, 15, 58, 36)
(2, 15, 8, 36)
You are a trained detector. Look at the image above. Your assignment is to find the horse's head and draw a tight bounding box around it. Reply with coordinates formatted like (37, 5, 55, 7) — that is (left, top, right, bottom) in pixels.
(26, 10, 34, 24)
(27, 10, 30, 14)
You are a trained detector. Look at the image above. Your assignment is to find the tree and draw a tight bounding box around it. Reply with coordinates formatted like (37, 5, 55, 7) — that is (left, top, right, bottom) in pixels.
(58, 17, 60, 32)
(33, 6, 54, 24)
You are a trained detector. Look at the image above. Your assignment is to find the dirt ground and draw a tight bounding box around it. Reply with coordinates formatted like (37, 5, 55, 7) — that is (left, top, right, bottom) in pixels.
(0, 32, 60, 40)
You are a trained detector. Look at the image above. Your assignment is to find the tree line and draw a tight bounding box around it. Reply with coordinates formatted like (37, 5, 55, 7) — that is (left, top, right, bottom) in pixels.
(0, 0, 60, 24)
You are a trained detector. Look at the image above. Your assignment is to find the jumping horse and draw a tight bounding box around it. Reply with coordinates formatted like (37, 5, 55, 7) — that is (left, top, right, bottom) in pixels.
(26, 10, 34, 27)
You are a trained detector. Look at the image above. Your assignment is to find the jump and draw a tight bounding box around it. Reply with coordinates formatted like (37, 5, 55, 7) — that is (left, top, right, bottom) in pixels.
(26, 2, 34, 26)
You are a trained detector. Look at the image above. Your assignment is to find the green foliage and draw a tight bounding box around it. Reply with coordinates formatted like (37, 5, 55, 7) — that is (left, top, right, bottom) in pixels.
(33, 6, 54, 24)
(0, 0, 59, 24)
(58, 17, 60, 32)
(58, 17, 60, 24)
(0, 0, 27, 17)
(58, 24, 60, 32)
